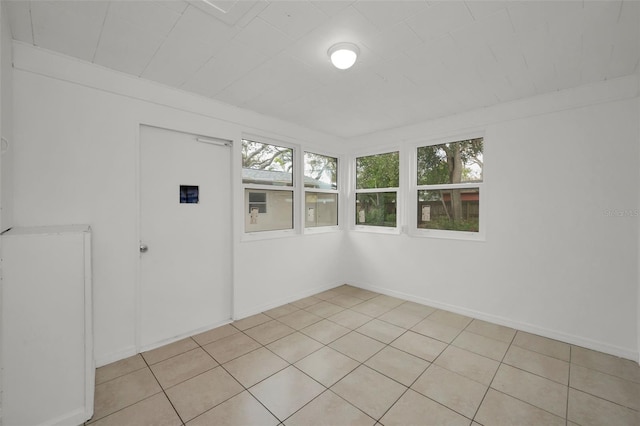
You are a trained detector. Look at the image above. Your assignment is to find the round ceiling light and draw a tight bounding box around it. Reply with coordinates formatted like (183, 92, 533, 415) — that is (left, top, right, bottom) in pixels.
(328, 42, 359, 70)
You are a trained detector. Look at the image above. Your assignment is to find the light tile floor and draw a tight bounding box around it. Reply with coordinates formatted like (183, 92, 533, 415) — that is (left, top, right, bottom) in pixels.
(88, 285, 640, 426)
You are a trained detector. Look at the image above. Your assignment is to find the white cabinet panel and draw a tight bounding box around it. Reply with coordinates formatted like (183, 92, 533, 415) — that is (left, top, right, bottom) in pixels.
(2, 225, 94, 426)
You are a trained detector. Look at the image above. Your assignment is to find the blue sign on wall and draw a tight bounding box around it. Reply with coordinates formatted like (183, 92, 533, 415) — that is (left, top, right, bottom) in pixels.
(180, 185, 199, 204)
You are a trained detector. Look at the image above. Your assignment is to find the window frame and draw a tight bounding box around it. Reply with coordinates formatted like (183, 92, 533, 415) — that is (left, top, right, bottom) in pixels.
(241, 136, 299, 240)
(409, 133, 486, 241)
(303, 151, 341, 234)
(352, 147, 403, 235)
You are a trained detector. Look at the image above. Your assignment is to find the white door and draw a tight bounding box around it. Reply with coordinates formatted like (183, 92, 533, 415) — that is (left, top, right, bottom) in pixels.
(139, 125, 232, 349)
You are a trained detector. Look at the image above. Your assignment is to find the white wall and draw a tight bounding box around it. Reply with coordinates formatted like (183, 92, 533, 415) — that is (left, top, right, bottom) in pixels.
(0, 2, 12, 234)
(345, 77, 640, 360)
(11, 43, 347, 365)
(0, 3, 13, 422)
(9, 41, 640, 364)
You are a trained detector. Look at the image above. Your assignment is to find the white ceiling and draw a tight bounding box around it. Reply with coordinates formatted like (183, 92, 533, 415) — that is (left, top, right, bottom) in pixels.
(4, 0, 639, 138)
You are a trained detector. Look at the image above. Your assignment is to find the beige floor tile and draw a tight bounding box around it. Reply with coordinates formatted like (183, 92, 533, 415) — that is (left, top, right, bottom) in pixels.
(345, 288, 380, 300)
(512, 331, 570, 361)
(390, 331, 447, 362)
(304, 300, 345, 318)
(331, 284, 355, 294)
(92, 368, 162, 421)
(187, 391, 279, 426)
(570, 364, 640, 410)
(202, 332, 261, 363)
(290, 295, 322, 309)
(96, 354, 147, 385)
(377, 308, 423, 329)
(301, 319, 351, 344)
(277, 310, 323, 330)
(356, 319, 405, 344)
(249, 366, 325, 420)
(492, 364, 567, 417)
(351, 300, 394, 317)
(267, 332, 324, 363)
(412, 364, 487, 419)
(142, 338, 199, 365)
(314, 289, 342, 300)
(331, 365, 406, 419)
(380, 389, 469, 426)
(452, 330, 510, 361)
(192, 324, 239, 346)
(233, 313, 272, 331)
(571, 345, 640, 383)
(503, 345, 569, 384)
(434, 346, 499, 385)
(165, 366, 243, 422)
(264, 304, 300, 319)
(395, 301, 436, 317)
(427, 310, 473, 329)
(328, 310, 373, 329)
(329, 331, 385, 362)
(465, 319, 516, 343)
(244, 320, 296, 345)
(411, 318, 464, 343)
(328, 294, 366, 308)
(223, 347, 288, 387)
(365, 346, 429, 387)
(369, 295, 405, 309)
(475, 389, 565, 426)
(151, 347, 218, 389)
(90, 393, 181, 426)
(567, 388, 640, 426)
(284, 390, 375, 426)
(295, 347, 359, 387)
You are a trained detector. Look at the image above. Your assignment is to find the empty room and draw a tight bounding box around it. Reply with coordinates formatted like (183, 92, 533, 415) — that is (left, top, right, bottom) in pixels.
(0, 0, 638, 425)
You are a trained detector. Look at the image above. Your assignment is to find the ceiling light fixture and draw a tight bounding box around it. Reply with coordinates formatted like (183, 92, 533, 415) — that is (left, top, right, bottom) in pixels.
(328, 42, 359, 70)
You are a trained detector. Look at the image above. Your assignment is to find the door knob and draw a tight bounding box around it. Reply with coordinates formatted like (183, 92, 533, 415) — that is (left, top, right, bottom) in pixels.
(140, 244, 149, 253)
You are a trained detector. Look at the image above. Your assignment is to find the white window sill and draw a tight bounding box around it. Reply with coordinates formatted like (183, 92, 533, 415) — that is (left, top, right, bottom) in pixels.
(352, 225, 401, 235)
(241, 228, 297, 242)
(409, 228, 486, 242)
(304, 225, 341, 235)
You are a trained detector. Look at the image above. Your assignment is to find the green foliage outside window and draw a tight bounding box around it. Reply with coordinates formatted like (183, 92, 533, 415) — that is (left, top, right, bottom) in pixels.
(417, 138, 483, 232)
(417, 138, 483, 185)
(356, 192, 397, 227)
(356, 152, 399, 189)
(356, 152, 399, 228)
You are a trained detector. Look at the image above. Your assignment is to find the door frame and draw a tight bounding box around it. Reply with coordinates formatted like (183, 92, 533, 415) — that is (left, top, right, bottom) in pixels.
(135, 123, 236, 353)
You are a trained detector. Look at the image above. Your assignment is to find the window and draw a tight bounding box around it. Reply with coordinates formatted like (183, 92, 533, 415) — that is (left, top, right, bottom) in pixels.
(416, 137, 483, 235)
(304, 152, 338, 228)
(242, 139, 294, 233)
(248, 192, 266, 213)
(355, 151, 399, 228)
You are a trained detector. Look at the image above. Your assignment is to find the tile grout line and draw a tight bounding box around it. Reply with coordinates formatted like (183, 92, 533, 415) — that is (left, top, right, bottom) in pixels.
(566, 345, 572, 425)
(141, 351, 187, 426)
(94, 286, 640, 424)
(469, 324, 518, 423)
(192, 329, 288, 424)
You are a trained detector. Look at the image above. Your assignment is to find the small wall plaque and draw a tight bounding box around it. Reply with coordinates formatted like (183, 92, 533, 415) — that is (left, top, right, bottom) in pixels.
(180, 185, 199, 204)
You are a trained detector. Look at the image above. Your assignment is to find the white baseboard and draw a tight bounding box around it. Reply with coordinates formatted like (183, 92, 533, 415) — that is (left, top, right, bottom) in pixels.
(349, 282, 640, 363)
(96, 284, 344, 368)
(138, 318, 233, 354)
(96, 318, 235, 367)
(38, 407, 86, 426)
(95, 346, 137, 368)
